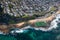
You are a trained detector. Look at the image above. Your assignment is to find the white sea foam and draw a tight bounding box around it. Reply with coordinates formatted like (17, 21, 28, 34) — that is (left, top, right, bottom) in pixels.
(34, 14, 60, 31)
(10, 14, 60, 33)
(25, 14, 60, 31)
(0, 31, 4, 34)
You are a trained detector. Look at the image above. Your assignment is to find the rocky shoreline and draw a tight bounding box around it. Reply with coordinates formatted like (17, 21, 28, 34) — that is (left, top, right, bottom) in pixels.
(0, 10, 60, 34)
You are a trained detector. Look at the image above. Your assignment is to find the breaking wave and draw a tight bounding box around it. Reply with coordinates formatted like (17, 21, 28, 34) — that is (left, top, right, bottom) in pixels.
(10, 14, 60, 34)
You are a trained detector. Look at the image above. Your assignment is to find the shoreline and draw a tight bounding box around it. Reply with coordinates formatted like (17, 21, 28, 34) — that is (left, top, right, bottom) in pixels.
(14, 10, 60, 31)
(0, 10, 60, 33)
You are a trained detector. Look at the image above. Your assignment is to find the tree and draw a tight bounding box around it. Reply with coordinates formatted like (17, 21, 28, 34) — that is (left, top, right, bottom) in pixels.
(0, 4, 4, 15)
(8, 4, 13, 10)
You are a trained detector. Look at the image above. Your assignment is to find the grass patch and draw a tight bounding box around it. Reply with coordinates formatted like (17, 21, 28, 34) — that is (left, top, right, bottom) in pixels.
(35, 21, 47, 27)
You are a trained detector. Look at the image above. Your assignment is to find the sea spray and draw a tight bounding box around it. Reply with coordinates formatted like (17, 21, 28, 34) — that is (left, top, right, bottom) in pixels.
(34, 14, 60, 31)
(48, 14, 60, 31)
(9, 14, 60, 40)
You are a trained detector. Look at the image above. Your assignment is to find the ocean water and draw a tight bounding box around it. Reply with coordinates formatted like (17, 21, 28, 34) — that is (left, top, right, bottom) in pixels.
(9, 14, 60, 40)
(1, 28, 60, 40)
(0, 14, 60, 40)
(13, 29, 58, 40)
(0, 26, 59, 40)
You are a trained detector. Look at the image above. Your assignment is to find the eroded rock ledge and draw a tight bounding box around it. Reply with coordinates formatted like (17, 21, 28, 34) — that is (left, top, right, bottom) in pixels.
(0, 10, 60, 34)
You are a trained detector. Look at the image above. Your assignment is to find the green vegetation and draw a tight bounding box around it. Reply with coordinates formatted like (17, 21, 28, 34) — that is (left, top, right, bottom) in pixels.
(21, 15, 36, 21)
(35, 21, 47, 27)
(8, 4, 13, 9)
(39, 11, 46, 16)
(0, 6, 4, 15)
(22, 15, 29, 18)
(50, 6, 57, 11)
(8, 20, 16, 24)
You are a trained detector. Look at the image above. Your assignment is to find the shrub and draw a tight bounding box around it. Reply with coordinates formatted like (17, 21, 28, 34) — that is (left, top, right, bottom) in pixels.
(50, 6, 57, 11)
(8, 4, 13, 9)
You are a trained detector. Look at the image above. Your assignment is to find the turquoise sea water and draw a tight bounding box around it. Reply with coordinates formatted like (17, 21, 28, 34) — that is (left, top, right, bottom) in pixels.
(0, 27, 60, 40)
(0, 14, 60, 40)
(15, 29, 57, 40)
(15, 27, 60, 40)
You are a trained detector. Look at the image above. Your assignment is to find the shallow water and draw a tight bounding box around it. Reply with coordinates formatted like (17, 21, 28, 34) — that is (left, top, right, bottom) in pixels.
(9, 14, 60, 40)
(4, 28, 60, 40)
(0, 14, 60, 40)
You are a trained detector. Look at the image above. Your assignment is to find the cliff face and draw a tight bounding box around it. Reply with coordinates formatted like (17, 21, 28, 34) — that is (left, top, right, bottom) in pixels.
(0, 0, 60, 34)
